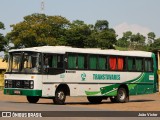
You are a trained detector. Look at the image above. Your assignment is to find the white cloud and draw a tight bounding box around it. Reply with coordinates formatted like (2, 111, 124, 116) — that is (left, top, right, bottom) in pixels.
(113, 22, 151, 38)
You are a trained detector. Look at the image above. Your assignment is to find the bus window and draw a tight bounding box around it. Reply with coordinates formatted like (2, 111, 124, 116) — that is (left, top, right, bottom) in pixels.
(89, 55, 97, 69)
(43, 56, 50, 73)
(68, 54, 88, 69)
(98, 56, 107, 70)
(20, 53, 41, 73)
(136, 58, 143, 71)
(128, 57, 135, 71)
(52, 55, 64, 69)
(12, 53, 21, 72)
(68, 54, 77, 69)
(43, 54, 63, 70)
(145, 58, 153, 72)
(57, 55, 64, 68)
(117, 57, 124, 70)
(77, 54, 85, 69)
(109, 56, 117, 70)
(52, 55, 57, 68)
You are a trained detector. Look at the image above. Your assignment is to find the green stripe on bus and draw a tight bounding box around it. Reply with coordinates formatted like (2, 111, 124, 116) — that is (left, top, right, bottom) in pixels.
(85, 91, 101, 96)
(85, 73, 145, 96)
(4, 89, 42, 96)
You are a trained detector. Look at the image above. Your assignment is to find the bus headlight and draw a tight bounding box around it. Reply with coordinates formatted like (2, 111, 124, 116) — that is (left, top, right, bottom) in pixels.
(30, 84, 34, 89)
(30, 81, 34, 85)
(29, 80, 34, 89)
(5, 80, 8, 88)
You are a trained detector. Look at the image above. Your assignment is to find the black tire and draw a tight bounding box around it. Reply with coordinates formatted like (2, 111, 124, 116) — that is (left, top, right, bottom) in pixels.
(110, 97, 117, 103)
(27, 96, 39, 103)
(115, 87, 129, 103)
(102, 96, 108, 100)
(53, 89, 66, 105)
(87, 96, 103, 104)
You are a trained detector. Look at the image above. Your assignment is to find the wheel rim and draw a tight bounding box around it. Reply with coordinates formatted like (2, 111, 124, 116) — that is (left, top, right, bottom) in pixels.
(57, 91, 65, 100)
(118, 89, 125, 101)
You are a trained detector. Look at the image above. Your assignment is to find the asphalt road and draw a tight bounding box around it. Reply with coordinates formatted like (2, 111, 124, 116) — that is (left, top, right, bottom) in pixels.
(0, 100, 105, 111)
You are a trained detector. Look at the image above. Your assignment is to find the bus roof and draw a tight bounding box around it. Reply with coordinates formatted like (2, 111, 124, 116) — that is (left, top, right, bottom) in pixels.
(9, 46, 153, 57)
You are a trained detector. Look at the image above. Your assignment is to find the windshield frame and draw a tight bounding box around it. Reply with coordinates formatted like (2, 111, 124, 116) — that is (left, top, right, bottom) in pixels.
(6, 51, 42, 74)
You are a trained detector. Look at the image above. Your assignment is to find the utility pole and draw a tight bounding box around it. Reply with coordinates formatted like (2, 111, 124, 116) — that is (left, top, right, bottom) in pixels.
(41, 0, 45, 14)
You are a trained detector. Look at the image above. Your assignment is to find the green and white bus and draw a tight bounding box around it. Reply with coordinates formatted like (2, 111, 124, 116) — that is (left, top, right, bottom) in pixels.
(4, 46, 157, 104)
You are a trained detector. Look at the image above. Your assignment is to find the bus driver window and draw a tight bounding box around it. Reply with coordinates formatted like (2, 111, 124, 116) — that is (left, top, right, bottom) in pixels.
(44, 57, 49, 72)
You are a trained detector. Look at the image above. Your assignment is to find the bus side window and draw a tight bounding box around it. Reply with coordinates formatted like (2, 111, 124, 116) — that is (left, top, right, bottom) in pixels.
(57, 55, 64, 69)
(109, 56, 117, 70)
(44, 55, 50, 69)
(77, 54, 88, 69)
(135, 58, 143, 71)
(52, 55, 64, 69)
(89, 55, 97, 69)
(128, 57, 135, 71)
(52, 55, 57, 68)
(68, 54, 77, 69)
(117, 57, 124, 71)
(98, 55, 108, 70)
(144, 58, 153, 72)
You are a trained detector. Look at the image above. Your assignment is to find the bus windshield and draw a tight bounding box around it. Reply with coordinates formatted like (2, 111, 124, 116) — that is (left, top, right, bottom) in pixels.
(7, 52, 41, 74)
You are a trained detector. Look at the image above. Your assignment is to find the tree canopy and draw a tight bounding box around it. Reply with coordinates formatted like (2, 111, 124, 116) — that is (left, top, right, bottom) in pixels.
(116, 30, 160, 51)
(2, 13, 160, 52)
(0, 21, 7, 51)
(7, 14, 70, 48)
(7, 13, 117, 49)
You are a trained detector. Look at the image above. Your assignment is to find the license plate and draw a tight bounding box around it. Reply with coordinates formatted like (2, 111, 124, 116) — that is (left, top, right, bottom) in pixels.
(14, 90, 21, 95)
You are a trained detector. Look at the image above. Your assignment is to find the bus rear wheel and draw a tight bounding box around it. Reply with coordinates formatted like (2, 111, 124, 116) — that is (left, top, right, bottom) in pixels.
(87, 96, 102, 104)
(53, 89, 66, 105)
(115, 87, 129, 103)
(27, 96, 39, 103)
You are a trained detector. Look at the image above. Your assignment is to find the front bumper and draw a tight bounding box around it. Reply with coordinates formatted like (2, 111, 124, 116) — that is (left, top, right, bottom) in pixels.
(4, 89, 42, 96)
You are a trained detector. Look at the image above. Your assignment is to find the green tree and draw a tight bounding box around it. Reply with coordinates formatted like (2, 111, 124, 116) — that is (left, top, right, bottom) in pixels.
(66, 20, 91, 48)
(7, 13, 70, 48)
(116, 38, 129, 48)
(0, 21, 7, 51)
(116, 31, 132, 48)
(94, 20, 109, 31)
(84, 31, 98, 48)
(7, 15, 116, 49)
(150, 38, 160, 50)
(130, 33, 146, 50)
(116, 31, 147, 50)
(96, 30, 116, 49)
(147, 32, 156, 45)
(87, 20, 116, 49)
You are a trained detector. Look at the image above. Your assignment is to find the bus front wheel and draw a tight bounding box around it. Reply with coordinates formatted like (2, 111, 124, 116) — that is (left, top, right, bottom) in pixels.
(87, 96, 102, 104)
(53, 89, 66, 105)
(27, 96, 39, 103)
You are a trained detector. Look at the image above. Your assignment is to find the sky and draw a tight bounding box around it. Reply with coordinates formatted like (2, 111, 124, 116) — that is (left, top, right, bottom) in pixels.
(0, 0, 160, 39)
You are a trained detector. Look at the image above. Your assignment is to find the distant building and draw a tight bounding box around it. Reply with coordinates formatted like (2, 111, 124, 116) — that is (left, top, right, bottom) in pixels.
(0, 58, 7, 87)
